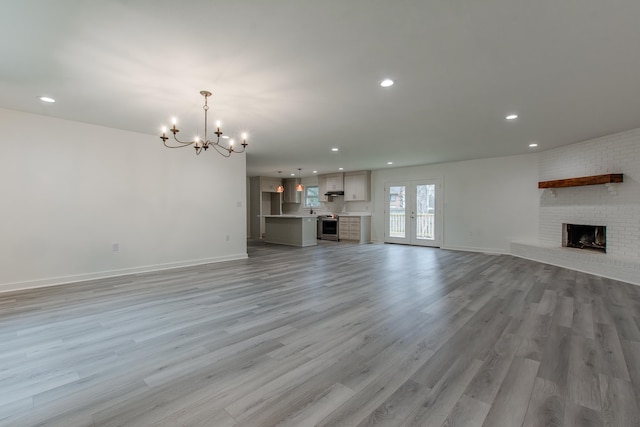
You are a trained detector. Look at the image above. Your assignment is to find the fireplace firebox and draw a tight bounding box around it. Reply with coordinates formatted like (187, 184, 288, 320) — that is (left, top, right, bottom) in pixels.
(562, 223, 606, 253)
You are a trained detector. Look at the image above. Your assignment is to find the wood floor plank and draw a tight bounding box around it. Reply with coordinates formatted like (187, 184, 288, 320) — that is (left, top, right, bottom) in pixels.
(619, 338, 640, 405)
(441, 394, 491, 427)
(481, 357, 540, 427)
(562, 402, 603, 427)
(572, 299, 595, 339)
(553, 295, 574, 328)
(149, 407, 236, 427)
(521, 377, 565, 427)
(463, 331, 522, 405)
(397, 358, 484, 426)
(594, 322, 631, 381)
(567, 333, 600, 411)
(355, 379, 426, 426)
(537, 325, 572, 394)
(0, 240, 639, 426)
(516, 313, 552, 361)
(599, 374, 640, 426)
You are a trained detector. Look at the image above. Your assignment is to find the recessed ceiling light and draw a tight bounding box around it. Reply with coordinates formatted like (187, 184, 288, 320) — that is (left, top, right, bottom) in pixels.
(39, 96, 55, 103)
(290, 173, 295, 176)
(505, 114, 518, 120)
(380, 79, 394, 88)
(529, 143, 538, 148)
(313, 170, 318, 174)
(387, 161, 393, 165)
(331, 148, 339, 152)
(339, 167, 344, 171)
(221, 135, 230, 139)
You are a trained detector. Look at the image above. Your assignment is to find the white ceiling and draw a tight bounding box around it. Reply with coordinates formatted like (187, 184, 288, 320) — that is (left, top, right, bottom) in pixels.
(2, 0, 640, 177)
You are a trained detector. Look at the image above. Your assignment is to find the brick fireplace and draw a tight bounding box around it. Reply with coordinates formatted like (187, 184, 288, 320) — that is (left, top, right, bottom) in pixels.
(511, 127, 640, 285)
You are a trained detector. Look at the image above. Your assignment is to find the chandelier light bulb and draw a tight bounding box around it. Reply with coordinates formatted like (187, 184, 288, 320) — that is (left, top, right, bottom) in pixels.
(161, 126, 167, 133)
(216, 120, 221, 129)
(242, 132, 248, 140)
(229, 139, 235, 146)
(172, 117, 177, 125)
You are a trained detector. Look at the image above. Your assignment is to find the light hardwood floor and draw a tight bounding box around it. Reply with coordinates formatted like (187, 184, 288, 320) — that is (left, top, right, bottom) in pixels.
(1, 241, 639, 426)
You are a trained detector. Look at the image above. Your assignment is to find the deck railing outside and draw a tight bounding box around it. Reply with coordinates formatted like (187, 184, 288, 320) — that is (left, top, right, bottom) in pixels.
(389, 212, 434, 239)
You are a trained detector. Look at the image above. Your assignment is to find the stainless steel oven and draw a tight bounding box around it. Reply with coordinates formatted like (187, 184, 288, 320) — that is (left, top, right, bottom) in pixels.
(318, 216, 339, 241)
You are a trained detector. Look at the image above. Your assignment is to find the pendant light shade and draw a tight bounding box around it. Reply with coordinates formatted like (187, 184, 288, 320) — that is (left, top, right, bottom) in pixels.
(295, 168, 304, 191)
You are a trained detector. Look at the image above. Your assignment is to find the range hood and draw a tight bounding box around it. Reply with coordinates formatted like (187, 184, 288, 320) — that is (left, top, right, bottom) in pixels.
(324, 191, 344, 196)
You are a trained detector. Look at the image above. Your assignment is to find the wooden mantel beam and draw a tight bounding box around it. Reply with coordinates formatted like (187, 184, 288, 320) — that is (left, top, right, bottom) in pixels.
(538, 174, 623, 189)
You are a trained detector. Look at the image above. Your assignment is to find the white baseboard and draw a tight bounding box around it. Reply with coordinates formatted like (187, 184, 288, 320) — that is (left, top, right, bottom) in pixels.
(0, 253, 249, 294)
(441, 244, 507, 255)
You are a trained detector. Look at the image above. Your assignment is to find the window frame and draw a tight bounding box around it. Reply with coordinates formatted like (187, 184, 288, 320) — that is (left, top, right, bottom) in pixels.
(304, 185, 321, 208)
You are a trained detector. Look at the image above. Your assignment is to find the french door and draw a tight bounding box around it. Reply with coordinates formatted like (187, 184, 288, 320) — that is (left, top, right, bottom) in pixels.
(384, 179, 442, 247)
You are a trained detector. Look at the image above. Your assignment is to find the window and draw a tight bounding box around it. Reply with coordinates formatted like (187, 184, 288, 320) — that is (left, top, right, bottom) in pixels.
(305, 186, 321, 207)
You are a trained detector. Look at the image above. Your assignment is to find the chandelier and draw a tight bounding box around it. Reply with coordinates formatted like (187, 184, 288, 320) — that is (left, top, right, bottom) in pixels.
(160, 90, 248, 156)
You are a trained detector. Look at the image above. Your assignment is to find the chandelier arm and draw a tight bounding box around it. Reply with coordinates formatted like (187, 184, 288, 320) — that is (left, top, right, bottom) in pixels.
(170, 133, 196, 146)
(210, 142, 233, 157)
(163, 139, 193, 149)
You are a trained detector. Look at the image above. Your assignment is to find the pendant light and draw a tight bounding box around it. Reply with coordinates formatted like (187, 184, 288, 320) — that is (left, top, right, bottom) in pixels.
(295, 168, 305, 192)
(276, 171, 284, 193)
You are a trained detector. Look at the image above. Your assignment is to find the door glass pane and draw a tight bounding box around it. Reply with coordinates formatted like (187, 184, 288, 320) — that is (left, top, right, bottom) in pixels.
(415, 184, 435, 240)
(389, 185, 406, 238)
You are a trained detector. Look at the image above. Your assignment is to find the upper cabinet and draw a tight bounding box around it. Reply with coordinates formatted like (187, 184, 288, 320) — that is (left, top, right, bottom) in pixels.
(344, 170, 371, 201)
(325, 173, 344, 191)
(261, 177, 283, 193)
(317, 173, 343, 202)
(318, 175, 328, 202)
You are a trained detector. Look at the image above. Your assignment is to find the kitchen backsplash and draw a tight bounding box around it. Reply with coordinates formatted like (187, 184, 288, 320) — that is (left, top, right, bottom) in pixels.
(282, 198, 371, 215)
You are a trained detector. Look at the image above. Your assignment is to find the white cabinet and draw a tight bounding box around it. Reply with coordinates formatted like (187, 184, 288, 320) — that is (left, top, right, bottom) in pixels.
(325, 173, 344, 191)
(317, 173, 342, 202)
(338, 215, 371, 243)
(260, 178, 282, 193)
(344, 171, 371, 201)
(318, 175, 328, 202)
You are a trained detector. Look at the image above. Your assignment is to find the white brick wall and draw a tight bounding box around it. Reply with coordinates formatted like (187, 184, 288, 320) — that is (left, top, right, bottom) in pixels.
(539, 128, 640, 258)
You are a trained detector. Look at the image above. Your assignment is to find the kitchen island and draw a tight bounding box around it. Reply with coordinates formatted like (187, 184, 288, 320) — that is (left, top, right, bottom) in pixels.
(263, 215, 318, 247)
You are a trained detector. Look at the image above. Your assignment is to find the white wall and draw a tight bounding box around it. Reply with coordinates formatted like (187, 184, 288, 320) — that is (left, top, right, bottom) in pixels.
(371, 154, 539, 253)
(0, 109, 247, 292)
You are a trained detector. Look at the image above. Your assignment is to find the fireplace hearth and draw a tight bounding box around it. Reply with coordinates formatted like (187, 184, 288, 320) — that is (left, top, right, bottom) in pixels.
(562, 224, 606, 253)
